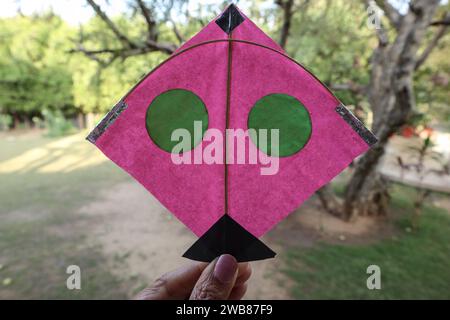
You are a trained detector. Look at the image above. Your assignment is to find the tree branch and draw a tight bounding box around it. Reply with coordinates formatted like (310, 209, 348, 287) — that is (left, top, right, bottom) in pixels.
(415, 16, 449, 70)
(170, 19, 185, 44)
(70, 39, 176, 66)
(162, 0, 185, 44)
(317, 185, 343, 218)
(86, 0, 137, 48)
(136, 0, 158, 41)
(374, 0, 402, 30)
(68, 46, 115, 67)
(430, 18, 450, 26)
(144, 39, 177, 55)
(276, 0, 295, 50)
(72, 0, 178, 65)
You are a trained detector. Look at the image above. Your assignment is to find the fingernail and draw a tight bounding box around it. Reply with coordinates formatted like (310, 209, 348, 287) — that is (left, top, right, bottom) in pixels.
(214, 254, 237, 283)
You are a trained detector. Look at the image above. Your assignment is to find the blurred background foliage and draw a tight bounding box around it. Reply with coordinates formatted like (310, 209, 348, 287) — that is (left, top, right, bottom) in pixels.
(0, 0, 448, 127)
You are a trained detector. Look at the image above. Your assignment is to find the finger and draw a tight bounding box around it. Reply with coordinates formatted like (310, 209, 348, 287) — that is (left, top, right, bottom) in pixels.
(135, 262, 207, 300)
(229, 283, 248, 300)
(236, 263, 252, 286)
(190, 254, 238, 300)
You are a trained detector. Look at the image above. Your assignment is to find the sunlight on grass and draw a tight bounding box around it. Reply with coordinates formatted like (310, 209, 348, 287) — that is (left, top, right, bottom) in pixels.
(0, 132, 107, 174)
(0, 131, 131, 299)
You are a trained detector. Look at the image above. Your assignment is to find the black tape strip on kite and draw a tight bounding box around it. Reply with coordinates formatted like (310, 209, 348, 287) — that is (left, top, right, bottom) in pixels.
(335, 104, 378, 146)
(86, 100, 128, 144)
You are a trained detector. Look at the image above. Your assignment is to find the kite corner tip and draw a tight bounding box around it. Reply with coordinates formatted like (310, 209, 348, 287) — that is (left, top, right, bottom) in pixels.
(182, 214, 276, 263)
(216, 2, 245, 34)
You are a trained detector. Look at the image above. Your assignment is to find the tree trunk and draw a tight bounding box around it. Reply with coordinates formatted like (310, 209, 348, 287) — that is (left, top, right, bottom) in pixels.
(77, 113, 85, 129)
(343, 0, 442, 220)
(317, 185, 343, 218)
(278, 0, 294, 49)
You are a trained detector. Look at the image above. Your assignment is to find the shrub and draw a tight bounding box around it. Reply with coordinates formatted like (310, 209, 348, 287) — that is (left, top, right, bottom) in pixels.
(0, 114, 13, 131)
(42, 109, 75, 137)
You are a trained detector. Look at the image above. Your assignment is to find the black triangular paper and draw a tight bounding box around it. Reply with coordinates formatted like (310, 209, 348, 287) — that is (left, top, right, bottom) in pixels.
(183, 214, 276, 262)
(215, 4, 245, 34)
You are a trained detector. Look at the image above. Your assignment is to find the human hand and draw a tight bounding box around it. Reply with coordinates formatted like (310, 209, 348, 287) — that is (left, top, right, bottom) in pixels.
(135, 254, 251, 300)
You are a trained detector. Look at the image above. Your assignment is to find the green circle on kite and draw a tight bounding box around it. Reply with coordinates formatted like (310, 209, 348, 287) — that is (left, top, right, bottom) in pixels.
(248, 93, 312, 157)
(146, 89, 208, 153)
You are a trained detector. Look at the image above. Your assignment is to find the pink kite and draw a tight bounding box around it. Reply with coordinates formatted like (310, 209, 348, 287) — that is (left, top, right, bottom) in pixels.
(87, 4, 377, 261)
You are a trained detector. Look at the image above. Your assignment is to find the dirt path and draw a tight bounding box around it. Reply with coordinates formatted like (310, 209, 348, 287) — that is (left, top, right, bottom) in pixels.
(78, 181, 292, 299)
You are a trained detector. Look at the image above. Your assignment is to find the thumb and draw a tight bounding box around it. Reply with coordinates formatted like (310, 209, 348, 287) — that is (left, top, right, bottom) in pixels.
(190, 254, 238, 300)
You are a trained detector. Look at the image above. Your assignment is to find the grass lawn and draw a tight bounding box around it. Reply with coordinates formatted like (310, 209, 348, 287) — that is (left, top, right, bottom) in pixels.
(283, 185, 450, 299)
(0, 131, 131, 299)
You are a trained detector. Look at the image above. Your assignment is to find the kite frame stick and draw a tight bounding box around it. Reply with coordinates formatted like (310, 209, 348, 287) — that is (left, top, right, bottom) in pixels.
(224, 33, 233, 216)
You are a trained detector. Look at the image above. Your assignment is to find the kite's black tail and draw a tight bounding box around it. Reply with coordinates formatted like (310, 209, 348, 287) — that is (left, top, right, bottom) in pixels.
(182, 214, 276, 262)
